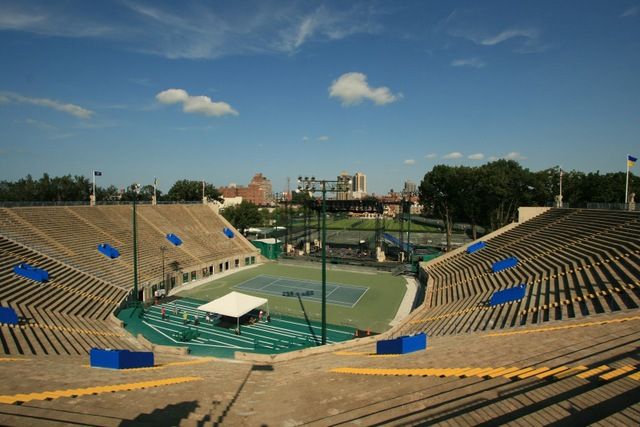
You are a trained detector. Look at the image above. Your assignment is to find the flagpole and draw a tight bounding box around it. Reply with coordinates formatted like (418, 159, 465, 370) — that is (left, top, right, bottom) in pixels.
(626, 154, 630, 204)
(92, 171, 96, 204)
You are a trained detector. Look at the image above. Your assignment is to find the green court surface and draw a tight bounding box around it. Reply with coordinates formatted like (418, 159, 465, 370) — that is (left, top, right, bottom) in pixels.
(118, 298, 355, 358)
(233, 275, 368, 307)
(177, 263, 407, 333)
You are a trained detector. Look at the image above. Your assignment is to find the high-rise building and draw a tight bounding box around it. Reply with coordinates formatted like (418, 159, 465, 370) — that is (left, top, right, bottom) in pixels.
(352, 172, 367, 199)
(404, 180, 417, 194)
(336, 171, 352, 200)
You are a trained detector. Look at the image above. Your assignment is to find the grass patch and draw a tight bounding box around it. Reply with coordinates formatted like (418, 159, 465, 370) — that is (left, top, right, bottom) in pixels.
(176, 263, 407, 332)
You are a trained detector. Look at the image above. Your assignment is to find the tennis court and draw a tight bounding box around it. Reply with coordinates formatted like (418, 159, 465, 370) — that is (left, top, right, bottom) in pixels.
(233, 274, 369, 308)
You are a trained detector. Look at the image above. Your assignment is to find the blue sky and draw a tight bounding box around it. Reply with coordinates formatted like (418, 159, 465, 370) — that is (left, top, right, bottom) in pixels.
(0, 0, 639, 195)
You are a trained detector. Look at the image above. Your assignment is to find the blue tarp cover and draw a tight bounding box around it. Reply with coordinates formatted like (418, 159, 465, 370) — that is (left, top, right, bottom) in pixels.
(13, 263, 49, 282)
(90, 348, 154, 369)
(166, 233, 183, 246)
(0, 307, 19, 325)
(97, 243, 120, 259)
(223, 227, 235, 238)
(466, 241, 486, 254)
(489, 284, 526, 306)
(492, 256, 518, 273)
(377, 333, 427, 355)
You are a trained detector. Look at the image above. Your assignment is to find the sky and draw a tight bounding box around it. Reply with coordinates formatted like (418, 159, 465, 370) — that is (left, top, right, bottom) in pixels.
(0, 0, 639, 195)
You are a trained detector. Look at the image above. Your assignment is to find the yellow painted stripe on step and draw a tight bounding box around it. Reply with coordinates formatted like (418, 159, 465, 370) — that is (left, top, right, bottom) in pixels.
(446, 368, 472, 376)
(0, 376, 202, 405)
(518, 367, 550, 379)
(333, 351, 369, 356)
(459, 367, 485, 377)
(537, 366, 569, 379)
(627, 371, 640, 381)
(471, 368, 496, 377)
(486, 367, 518, 378)
(485, 315, 640, 337)
(554, 366, 588, 379)
(0, 358, 30, 362)
(599, 366, 635, 381)
(483, 366, 506, 378)
(577, 365, 610, 379)
(503, 368, 534, 379)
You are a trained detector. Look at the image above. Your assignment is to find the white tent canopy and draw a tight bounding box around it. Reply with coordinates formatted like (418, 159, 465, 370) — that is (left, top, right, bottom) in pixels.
(197, 291, 267, 318)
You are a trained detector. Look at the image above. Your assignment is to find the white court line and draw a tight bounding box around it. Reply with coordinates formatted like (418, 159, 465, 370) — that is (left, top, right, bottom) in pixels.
(272, 317, 355, 336)
(144, 321, 248, 349)
(350, 286, 370, 307)
(249, 323, 329, 343)
(142, 320, 245, 349)
(256, 274, 369, 290)
(143, 312, 254, 345)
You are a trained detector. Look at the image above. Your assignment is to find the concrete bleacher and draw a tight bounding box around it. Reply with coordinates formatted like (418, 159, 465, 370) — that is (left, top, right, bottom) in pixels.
(0, 204, 258, 357)
(0, 205, 259, 291)
(409, 208, 640, 337)
(0, 310, 637, 425)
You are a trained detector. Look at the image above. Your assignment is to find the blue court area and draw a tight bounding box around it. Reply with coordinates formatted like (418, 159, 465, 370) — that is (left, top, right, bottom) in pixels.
(233, 275, 369, 308)
(118, 297, 355, 358)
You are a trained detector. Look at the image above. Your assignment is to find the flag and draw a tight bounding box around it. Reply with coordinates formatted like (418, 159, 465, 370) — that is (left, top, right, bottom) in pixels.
(628, 155, 637, 168)
(154, 177, 158, 186)
(94, 171, 102, 176)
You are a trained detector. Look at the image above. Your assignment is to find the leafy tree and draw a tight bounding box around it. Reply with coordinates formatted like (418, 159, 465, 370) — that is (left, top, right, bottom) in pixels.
(291, 190, 312, 205)
(165, 180, 222, 202)
(96, 185, 121, 202)
(419, 165, 461, 250)
(478, 160, 534, 229)
(221, 201, 262, 233)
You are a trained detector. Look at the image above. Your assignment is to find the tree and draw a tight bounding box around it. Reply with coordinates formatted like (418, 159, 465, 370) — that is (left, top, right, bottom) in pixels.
(165, 180, 222, 202)
(419, 165, 461, 250)
(221, 201, 262, 233)
(478, 160, 533, 229)
(290, 190, 312, 205)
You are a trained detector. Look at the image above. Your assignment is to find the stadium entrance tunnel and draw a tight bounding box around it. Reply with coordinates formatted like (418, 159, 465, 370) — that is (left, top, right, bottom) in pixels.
(117, 297, 356, 358)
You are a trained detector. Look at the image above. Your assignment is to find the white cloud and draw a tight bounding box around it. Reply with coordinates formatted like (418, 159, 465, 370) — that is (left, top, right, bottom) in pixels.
(468, 153, 484, 160)
(505, 152, 526, 160)
(424, 153, 437, 159)
(403, 159, 416, 165)
(275, 4, 380, 53)
(488, 156, 498, 161)
(156, 88, 238, 117)
(479, 28, 539, 46)
(0, 2, 379, 60)
(329, 72, 401, 106)
(317, 135, 330, 141)
(443, 151, 463, 159)
(0, 92, 93, 118)
(451, 57, 486, 68)
(621, 6, 639, 17)
(302, 136, 310, 142)
(20, 118, 57, 130)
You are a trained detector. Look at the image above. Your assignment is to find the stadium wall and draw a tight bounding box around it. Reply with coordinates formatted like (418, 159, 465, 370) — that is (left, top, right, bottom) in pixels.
(518, 206, 551, 223)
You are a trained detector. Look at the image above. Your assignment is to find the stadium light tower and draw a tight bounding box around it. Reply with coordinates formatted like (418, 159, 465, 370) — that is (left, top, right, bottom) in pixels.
(131, 183, 141, 309)
(402, 189, 417, 261)
(297, 175, 352, 345)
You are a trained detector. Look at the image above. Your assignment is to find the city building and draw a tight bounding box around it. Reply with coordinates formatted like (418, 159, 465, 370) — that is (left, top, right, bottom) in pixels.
(352, 172, 367, 199)
(219, 173, 273, 205)
(336, 171, 352, 200)
(404, 180, 417, 194)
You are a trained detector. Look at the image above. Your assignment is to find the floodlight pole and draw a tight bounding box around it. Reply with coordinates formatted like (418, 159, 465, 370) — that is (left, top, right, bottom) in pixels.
(132, 184, 140, 308)
(298, 176, 347, 345)
(160, 245, 167, 291)
(321, 181, 327, 345)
